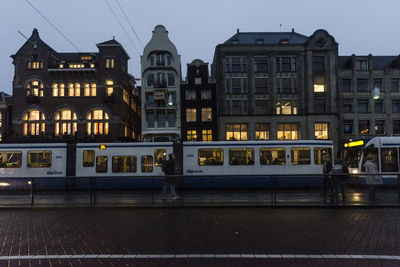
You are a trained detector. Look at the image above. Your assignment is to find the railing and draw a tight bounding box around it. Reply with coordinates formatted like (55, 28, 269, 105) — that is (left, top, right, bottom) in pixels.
(0, 173, 399, 207)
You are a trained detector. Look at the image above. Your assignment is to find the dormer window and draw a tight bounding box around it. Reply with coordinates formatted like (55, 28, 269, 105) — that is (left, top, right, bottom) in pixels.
(81, 55, 92, 60)
(255, 39, 264, 44)
(27, 54, 43, 69)
(356, 60, 368, 71)
(105, 58, 115, 69)
(69, 63, 85, 68)
(280, 39, 289, 44)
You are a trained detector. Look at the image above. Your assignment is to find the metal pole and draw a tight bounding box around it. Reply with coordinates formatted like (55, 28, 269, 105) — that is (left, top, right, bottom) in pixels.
(30, 178, 34, 207)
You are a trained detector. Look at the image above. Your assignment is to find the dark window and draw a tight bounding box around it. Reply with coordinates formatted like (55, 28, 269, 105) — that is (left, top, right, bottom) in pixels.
(375, 120, 384, 135)
(313, 100, 326, 113)
(141, 155, 153, 172)
(374, 78, 382, 89)
(391, 79, 399, 92)
(343, 99, 353, 113)
(281, 57, 291, 72)
(96, 156, 108, 173)
(255, 100, 269, 114)
(260, 148, 285, 165)
(381, 148, 398, 172)
(229, 148, 254, 165)
(313, 56, 325, 71)
(394, 120, 400, 134)
(167, 74, 175, 86)
(356, 60, 368, 70)
(291, 148, 311, 165)
(201, 89, 212, 100)
(358, 99, 369, 113)
(392, 100, 400, 113)
(374, 100, 384, 113)
(344, 120, 353, 134)
(255, 78, 268, 93)
(342, 79, 352, 92)
(185, 89, 196, 100)
(357, 79, 368, 92)
(358, 120, 369, 135)
(112, 156, 137, 173)
(147, 74, 154, 86)
(254, 57, 268, 72)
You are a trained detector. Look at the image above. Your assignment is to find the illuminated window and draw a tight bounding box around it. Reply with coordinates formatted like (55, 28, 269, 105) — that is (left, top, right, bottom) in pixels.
(255, 123, 270, 140)
(106, 80, 114, 96)
(198, 148, 223, 165)
(80, 55, 92, 60)
(83, 150, 95, 167)
(313, 77, 325, 92)
(69, 63, 85, 68)
(202, 129, 212, 141)
(201, 108, 212, 122)
(25, 80, 44, 97)
(86, 109, 109, 135)
(291, 148, 311, 165)
(229, 148, 254, 165)
(314, 148, 333, 165)
(105, 58, 115, 69)
(260, 148, 285, 165)
(123, 89, 129, 104)
(27, 61, 43, 69)
(186, 108, 197, 122)
(27, 151, 52, 168)
(52, 83, 65, 97)
(141, 155, 153, 172)
(0, 112, 2, 128)
(314, 123, 329, 140)
(226, 123, 248, 141)
(84, 83, 96, 96)
(112, 156, 137, 173)
(68, 83, 81, 97)
(276, 100, 297, 115)
(55, 109, 77, 136)
(154, 149, 166, 166)
(187, 130, 197, 141)
(59, 63, 64, 68)
(277, 123, 299, 140)
(0, 151, 22, 168)
(96, 156, 108, 173)
(23, 110, 46, 136)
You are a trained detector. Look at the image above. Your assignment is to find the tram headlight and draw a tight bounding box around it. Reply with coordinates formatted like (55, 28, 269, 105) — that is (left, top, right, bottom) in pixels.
(352, 169, 359, 174)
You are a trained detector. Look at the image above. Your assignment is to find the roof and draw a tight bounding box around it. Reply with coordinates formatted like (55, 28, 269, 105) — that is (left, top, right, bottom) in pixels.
(0, 92, 11, 102)
(96, 38, 130, 59)
(223, 31, 309, 45)
(57, 53, 98, 62)
(338, 55, 399, 69)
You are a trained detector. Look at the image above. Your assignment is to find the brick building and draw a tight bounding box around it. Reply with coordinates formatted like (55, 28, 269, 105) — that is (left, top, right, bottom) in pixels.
(9, 29, 140, 142)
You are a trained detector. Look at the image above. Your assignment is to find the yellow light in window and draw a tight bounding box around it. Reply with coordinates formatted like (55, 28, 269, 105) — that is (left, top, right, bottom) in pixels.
(99, 145, 107, 150)
(314, 84, 325, 92)
(90, 64, 95, 68)
(59, 64, 64, 68)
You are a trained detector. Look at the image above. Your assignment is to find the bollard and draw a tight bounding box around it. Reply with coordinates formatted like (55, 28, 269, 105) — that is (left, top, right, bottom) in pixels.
(30, 178, 35, 207)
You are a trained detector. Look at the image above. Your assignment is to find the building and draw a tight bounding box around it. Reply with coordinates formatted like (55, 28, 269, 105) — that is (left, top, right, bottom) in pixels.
(181, 59, 217, 141)
(338, 54, 400, 146)
(141, 25, 181, 142)
(212, 29, 339, 148)
(9, 29, 140, 142)
(0, 92, 12, 142)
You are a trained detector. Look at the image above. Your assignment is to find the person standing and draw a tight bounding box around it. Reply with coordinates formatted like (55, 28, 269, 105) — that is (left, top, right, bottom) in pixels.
(161, 153, 182, 200)
(365, 155, 382, 201)
(322, 154, 333, 200)
(332, 158, 348, 201)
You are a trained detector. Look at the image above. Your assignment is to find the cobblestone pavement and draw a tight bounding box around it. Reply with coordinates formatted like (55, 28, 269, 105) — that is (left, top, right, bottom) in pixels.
(0, 208, 400, 266)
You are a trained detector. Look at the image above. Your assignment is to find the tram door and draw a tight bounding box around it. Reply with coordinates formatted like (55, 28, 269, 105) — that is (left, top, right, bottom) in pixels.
(173, 140, 183, 175)
(66, 143, 76, 190)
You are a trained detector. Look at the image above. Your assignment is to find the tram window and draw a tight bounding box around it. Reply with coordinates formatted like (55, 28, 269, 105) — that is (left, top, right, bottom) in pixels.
(229, 148, 254, 165)
(0, 151, 22, 168)
(154, 149, 166, 167)
(27, 151, 52, 168)
(141, 155, 153, 172)
(260, 148, 285, 165)
(361, 148, 378, 172)
(112, 156, 137, 173)
(96, 156, 108, 173)
(381, 148, 398, 172)
(198, 149, 224, 166)
(291, 148, 311, 165)
(83, 150, 95, 167)
(314, 147, 333, 165)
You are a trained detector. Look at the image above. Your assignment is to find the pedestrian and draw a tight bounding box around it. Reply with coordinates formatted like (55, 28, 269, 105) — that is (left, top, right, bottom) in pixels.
(332, 158, 348, 200)
(161, 153, 182, 200)
(322, 153, 333, 200)
(365, 155, 382, 201)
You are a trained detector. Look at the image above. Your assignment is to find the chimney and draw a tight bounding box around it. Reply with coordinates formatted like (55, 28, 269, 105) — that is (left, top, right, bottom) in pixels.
(292, 28, 294, 33)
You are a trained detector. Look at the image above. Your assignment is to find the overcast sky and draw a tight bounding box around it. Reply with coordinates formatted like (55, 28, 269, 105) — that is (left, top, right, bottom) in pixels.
(1, 0, 400, 95)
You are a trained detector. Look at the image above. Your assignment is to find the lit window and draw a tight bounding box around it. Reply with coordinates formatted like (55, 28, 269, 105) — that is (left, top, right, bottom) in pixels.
(229, 148, 254, 165)
(25, 80, 44, 97)
(80, 55, 92, 60)
(314, 123, 329, 140)
(314, 148, 333, 165)
(141, 155, 153, 172)
(276, 100, 297, 115)
(198, 149, 223, 165)
(313, 77, 325, 92)
(112, 156, 137, 173)
(291, 148, 311, 165)
(83, 150, 95, 167)
(84, 83, 96, 96)
(186, 108, 197, 122)
(27, 61, 43, 69)
(23, 110, 46, 136)
(123, 89, 129, 104)
(55, 109, 77, 136)
(86, 109, 109, 135)
(0, 112, 2, 128)
(255, 123, 270, 140)
(67, 83, 81, 97)
(187, 130, 197, 141)
(202, 129, 212, 141)
(106, 80, 114, 96)
(260, 148, 285, 165)
(69, 63, 85, 68)
(154, 149, 166, 166)
(277, 123, 299, 140)
(52, 83, 65, 97)
(27, 151, 52, 168)
(226, 123, 248, 141)
(201, 108, 212, 122)
(105, 58, 115, 69)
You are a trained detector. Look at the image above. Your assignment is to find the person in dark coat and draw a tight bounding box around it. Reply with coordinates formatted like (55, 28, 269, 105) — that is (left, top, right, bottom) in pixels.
(322, 153, 333, 200)
(161, 153, 182, 200)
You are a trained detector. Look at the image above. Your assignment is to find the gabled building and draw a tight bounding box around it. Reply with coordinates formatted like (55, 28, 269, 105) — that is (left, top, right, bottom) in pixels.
(9, 29, 140, 142)
(181, 59, 217, 141)
(141, 25, 181, 142)
(212, 29, 339, 148)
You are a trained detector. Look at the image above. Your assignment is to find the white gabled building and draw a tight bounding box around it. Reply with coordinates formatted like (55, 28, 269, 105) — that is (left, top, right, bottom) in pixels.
(141, 25, 181, 141)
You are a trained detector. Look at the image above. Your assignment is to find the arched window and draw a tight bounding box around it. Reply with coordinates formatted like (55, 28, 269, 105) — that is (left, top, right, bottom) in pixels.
(23, 109, 46, 136)
(52, 83, 65, 97)
(86, 109, 109, 135)
(106, 80, 113, 96)
(55, 109, 77, 136)
(26, 80, 44, 97)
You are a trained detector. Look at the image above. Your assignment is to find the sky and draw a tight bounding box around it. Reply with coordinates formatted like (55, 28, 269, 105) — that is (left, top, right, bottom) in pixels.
(1, 0, 400, 95)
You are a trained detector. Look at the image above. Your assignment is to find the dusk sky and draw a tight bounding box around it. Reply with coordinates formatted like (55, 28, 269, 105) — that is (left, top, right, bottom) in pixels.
(1, 0, 400, 95)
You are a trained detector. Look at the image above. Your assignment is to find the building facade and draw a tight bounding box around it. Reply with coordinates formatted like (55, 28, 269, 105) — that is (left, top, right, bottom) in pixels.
(338, 55, 400, 146)
(9, 29, 140, 143)
(141, 25, 181, 142)
(212, 29, 339, 148)
(181, 59, 217, 141)
(0, 92, 12, 142)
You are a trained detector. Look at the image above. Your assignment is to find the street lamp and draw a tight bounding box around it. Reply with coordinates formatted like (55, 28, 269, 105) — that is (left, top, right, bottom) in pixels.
(372, 86, 380, 100)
